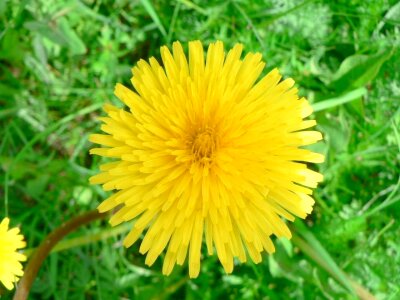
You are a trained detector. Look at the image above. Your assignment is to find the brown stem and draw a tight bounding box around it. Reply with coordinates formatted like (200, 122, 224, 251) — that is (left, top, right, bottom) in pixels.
(13, 210, 106, 300)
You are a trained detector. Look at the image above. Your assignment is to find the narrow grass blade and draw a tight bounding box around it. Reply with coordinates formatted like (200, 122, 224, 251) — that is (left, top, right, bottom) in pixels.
(293, 223, 376, 298)
(364, 121, 400, 217)
(177, 0, 207, 15)
(23, 223, 131, 257)
(312, 87, 367, 112)
(292, 221, 356, 295)
(140, 0, 167, 37)
(10, 103, 102, 167)
(232, 2, 265, 49)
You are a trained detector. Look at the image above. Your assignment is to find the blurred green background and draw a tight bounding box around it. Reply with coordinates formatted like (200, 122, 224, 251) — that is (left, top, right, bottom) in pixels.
(1, 0, 399, 299)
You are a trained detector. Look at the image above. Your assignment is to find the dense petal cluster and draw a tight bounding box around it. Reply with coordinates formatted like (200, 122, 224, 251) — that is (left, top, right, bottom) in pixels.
(0, 218, 26, 290)
(90, 40, 324, 278)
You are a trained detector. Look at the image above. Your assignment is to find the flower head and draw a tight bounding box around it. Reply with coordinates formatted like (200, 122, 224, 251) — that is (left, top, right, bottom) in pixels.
(0, 218, 26, 290)
(90, 40, 324, 278)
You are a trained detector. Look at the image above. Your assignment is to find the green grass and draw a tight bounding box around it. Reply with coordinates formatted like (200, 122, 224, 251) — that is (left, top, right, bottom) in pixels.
(1, 0, 399, 299)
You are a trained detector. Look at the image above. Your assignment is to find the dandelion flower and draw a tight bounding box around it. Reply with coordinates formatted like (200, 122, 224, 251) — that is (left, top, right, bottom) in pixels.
(0, 218, 26, 290)
(90, 40, 324, 278)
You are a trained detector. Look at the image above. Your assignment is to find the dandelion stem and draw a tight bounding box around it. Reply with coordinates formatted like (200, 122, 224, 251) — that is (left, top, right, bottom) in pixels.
(13, 210, 106, 300)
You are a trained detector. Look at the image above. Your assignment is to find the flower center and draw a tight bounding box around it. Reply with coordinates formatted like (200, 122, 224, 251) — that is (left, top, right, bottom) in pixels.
(191, 128, 218, 162)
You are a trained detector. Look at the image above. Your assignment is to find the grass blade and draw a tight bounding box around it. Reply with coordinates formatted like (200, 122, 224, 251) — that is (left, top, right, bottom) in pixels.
(140, 0, 167, 37)
(292, 221, 356, 295)
(292, 226, 377, 299)
(364, 120, 400, 217)
(177, 0, 207, 15)
(312, 87, 367, 112)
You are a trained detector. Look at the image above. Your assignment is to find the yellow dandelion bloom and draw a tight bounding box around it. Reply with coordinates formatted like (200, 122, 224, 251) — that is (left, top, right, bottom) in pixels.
(0, 218, 26, 290)
(90, 40, 324, 278)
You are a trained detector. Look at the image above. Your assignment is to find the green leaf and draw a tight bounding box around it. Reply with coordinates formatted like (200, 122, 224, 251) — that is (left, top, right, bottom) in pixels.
(0, 156, 36, 180)
(33, 35, 48, 65)
(0, 28, 25, 61)
(58, 18, 86, 55)
(24, 21, 68, 46)
(330, 50, 393, 92)
(328, 217, 367, 242)
(268, 255, 283, 278)
(376, 1, 400, 32)
(0, 83, 19, 98)
(24, 54, 54, 84)
(0, 0, 6, 16)
(73, 186, 93, 206)
(26, 174, 50, 199)
(25, 18, 86, 55)
(318, 123, 349, 153)
(312, 88, 367, 112)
